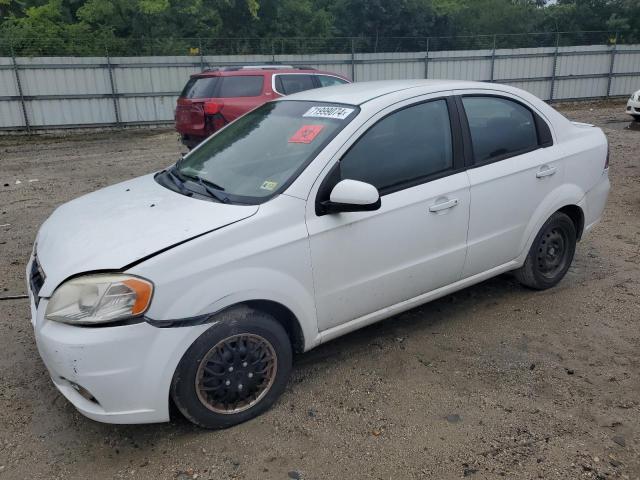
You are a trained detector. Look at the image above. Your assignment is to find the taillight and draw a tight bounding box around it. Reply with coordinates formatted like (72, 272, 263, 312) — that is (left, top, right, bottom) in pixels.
(204, 101, 221, 115)
(605, 142, 610, 170)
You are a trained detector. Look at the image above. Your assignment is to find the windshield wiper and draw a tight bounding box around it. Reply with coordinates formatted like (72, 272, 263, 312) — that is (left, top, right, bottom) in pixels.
(190, 175, 230, 204)
(164, 168, 193, 197)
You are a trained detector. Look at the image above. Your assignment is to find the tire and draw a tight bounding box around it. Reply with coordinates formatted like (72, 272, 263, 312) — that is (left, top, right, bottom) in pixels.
(171, 307, 292, 429)
(514, 212, 577, 290)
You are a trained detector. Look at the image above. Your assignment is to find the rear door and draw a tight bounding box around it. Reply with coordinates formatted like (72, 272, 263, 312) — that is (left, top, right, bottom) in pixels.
(216, 75, 265, 122)
(457, 92, 561, 277)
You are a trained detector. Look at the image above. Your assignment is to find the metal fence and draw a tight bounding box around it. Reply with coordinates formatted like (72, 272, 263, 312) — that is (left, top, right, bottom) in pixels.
(1, 31, 639, 133)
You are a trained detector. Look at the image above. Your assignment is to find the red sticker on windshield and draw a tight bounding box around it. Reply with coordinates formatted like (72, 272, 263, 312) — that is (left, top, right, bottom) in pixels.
(289, 125, 324, 144)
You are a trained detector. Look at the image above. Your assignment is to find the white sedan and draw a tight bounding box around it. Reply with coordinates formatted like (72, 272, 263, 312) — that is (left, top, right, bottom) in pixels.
(28, 80, 610, 428)
(626, 89, 640, 120)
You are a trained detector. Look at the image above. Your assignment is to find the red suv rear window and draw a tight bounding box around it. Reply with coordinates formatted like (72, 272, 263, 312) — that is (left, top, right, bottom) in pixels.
(180, 76, 263, 99)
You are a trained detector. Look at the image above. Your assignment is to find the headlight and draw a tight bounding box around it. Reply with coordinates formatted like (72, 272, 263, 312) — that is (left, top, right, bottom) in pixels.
(45, 274, 153, 325)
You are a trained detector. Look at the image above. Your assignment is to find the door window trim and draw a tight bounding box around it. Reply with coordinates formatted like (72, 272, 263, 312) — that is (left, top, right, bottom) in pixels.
(315, 95, 465, 215)
(455, 93, 554, 169)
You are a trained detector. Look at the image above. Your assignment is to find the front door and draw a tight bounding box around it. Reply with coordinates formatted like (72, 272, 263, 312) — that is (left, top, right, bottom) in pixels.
(306, 97, 471, 332)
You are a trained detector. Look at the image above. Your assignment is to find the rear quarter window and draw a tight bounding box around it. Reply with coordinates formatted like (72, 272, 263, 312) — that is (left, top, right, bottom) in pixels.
(180, 77, 220, 98)
(180, 76, 263, 98)
(274, 75, 317, 95)
(317, 75, 348, 87)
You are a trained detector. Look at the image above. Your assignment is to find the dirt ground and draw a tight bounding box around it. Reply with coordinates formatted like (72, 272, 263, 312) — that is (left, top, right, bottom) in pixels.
(0, 100, 638, 480)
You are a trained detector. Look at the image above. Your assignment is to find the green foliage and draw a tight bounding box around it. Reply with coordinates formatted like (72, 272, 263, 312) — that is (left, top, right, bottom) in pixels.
(1, 0, 638, 56)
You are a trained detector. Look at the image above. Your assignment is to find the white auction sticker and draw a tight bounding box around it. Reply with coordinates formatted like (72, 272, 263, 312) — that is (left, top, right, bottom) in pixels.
(303, 106, 355, 120)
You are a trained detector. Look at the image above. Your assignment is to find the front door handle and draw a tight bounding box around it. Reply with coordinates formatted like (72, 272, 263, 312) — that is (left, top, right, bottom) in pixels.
(429, 198, 459, 213)
(536, 165, 557, 178)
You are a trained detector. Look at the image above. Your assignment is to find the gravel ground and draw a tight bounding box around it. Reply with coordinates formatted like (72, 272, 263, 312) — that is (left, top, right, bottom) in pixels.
(0, 101, 638, 480)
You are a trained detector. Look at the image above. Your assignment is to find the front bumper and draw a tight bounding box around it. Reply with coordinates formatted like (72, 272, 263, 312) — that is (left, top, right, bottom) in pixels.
(626, 98, 640, 117)
(28, 270, 211, 424)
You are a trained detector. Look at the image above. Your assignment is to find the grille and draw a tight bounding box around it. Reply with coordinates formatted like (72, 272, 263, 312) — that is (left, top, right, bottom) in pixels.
(29, 257, 45, 306)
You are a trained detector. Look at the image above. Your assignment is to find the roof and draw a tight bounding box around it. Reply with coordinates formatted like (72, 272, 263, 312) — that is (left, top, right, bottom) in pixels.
(281, 79, 495, 105)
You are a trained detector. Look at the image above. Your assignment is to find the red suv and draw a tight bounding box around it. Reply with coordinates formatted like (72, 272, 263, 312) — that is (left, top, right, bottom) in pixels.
(175, 66, 350, 148)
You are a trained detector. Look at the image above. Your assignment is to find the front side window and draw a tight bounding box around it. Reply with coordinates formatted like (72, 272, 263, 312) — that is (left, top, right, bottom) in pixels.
(177, 101, 358, 202)
(462, 96, 538, 163)
(275, 75, 317, 95)
(339, 100, 453, 193)
(317, 75, 348, 87)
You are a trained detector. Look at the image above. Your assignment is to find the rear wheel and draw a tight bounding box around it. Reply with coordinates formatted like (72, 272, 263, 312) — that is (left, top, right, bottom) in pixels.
(514, 212, 577, 290)
(171, 307, 292, 429)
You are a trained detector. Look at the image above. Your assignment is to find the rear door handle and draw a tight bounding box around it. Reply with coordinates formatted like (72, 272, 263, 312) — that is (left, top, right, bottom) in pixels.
(429, 198, 459, 213)
(536, 165, 557, 178)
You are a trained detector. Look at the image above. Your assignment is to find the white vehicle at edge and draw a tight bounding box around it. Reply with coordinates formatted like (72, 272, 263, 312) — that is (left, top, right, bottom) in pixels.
(28, 80, 610, 428)
(626, 89, 640, 120)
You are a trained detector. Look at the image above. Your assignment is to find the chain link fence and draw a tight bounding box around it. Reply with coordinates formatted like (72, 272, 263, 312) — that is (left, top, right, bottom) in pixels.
(0, 31, 622, 57)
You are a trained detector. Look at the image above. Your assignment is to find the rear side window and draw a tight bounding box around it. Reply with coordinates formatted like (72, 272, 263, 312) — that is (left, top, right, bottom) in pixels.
(180, 77, 220, 98)
(317, 75, 348, 87)
(462, 96, 538, 163)
(218, 76, 263, 97)
(275, 75, 317, 95)
(340, 100, 453, 192)
(180, 76, 263, 98)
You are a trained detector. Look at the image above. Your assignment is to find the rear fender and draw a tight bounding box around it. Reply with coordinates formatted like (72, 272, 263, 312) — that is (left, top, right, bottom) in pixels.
(516, 183, 586, 265)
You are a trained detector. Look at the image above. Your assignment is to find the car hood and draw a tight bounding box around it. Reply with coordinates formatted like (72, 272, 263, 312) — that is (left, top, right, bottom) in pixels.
(35, 173, 259, 297)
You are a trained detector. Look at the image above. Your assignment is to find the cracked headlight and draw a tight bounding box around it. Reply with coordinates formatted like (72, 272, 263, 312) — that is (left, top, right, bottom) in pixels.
(45, 274, 153, 325)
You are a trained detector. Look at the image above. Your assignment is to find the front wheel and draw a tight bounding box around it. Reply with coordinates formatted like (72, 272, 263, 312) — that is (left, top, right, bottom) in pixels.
(514, 212, 577, 290)
(171, 307, 292, 429)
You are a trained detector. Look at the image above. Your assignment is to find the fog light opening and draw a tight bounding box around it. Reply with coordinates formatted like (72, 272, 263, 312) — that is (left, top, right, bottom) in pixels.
(64, 378, 100, 405)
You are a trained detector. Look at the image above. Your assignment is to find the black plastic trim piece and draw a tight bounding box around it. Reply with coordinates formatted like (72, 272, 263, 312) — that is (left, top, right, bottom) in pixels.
(145, 313, 215, 328)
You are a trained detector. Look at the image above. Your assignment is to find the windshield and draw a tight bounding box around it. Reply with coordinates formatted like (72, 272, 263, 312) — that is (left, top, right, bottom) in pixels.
(177, 101, 358, 202)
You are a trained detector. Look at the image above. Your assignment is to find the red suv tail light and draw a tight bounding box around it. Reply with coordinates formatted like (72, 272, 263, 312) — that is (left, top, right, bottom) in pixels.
(204, 101, 222, 115)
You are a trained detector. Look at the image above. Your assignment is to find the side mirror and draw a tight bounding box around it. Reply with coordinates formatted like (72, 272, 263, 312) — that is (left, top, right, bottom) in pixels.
(322, 179, 381, 214)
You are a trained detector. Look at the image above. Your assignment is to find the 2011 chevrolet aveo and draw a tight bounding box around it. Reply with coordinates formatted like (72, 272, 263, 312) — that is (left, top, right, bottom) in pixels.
(28, 80, 610, 429)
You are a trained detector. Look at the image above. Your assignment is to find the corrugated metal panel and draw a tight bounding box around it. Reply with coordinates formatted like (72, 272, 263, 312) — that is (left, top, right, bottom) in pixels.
(0, 58, 19, 97)
(493, 47, 555, 81)
(555, 77, 609, 100)
(26, 98, 115, 126)
(17, 57, 111, 96)
(118, 95, 176, 123)
(611, 76, 640, 97)
(1, 43, 639, 131)
(0, 100, 23, 128)
(429, 49, 493, 80)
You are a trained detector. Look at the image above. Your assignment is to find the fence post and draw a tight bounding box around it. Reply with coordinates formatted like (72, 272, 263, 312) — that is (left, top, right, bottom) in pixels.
(606, 32, 618, 98)
(549, 32, 560, 101)
(105, 46, 121, 128)
(10, 42, 31, 133)
(424, 38, 430, 79)
(199, 38, 205, 72)
(350, 38, 356, 81)
(490, 34, 497, 82)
